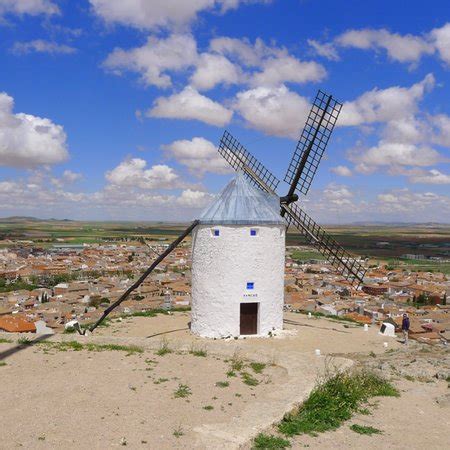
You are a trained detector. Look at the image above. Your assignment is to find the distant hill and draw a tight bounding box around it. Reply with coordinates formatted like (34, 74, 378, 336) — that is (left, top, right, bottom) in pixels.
(0, 216, 72, 223)
(350, 221, 449, 227)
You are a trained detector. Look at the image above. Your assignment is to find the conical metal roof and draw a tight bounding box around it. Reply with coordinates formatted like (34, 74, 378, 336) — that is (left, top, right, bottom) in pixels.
(199, 172, 286, 225)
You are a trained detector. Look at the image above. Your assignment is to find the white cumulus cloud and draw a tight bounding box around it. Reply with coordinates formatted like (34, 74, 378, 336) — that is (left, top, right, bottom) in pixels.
(336, 28, 434, 63)
(233, 85, 310, 138)
(430, 23, 450, 66)
(103, 34, 198, 88)
(163, 137, 231, 176)
(190, 53, 242, 91)
(105, 158, 181, 190)
(331, 165, 352, 177)
(339, 74, 435, 126)
(148, 86, 233, 127)
(0, 92, 68, 168)
(251, 55, 326, 86)
(89, 0, 268, 31)
(11, 40, 76, 55)
(0, 0, 59, 17)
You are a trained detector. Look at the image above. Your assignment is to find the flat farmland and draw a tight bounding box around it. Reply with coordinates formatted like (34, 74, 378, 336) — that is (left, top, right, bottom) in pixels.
(1, 219, 448, 271)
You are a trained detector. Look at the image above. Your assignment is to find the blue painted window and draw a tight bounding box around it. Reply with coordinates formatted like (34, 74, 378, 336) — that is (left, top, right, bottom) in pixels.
(250, 229, 257, 236)
(213, 229, 220, 237)
(246, 282, 254, 290)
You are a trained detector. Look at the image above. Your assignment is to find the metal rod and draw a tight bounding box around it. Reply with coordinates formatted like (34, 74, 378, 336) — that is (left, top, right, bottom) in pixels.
(80, 220, 199, 334)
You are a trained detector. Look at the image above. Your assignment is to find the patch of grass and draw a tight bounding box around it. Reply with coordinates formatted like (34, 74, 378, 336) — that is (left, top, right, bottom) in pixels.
(358, 407, 371, 416)
(86, 343, 143, 354)
(189, 345, 207, 357)
(253, 433, 291, 449)
(226, 370, 237, 378)
(231, 351, 244, 372)
(63, 327, 76, 334)
(17, 337, 32, 345)
(250, 362, 266, 374)
(278, 370, 399, 436)
(155, 338, 172, 356)
(173, 426, 184, 438)
(369, 351, 376, 358)
(127, 306, 191, 319)
(154, 378, 169, 384)
(0, 337, 12, 343)
(203, 405, 214, 411)
(38, 340, 143, 354)
(242, 372, 259, 386)
(350, 424, 383, 435)
(216, 381, 229, 388)
(174, 384, 191, 398)
(0, 361, 6, 367)
(404, 374, 415, 382)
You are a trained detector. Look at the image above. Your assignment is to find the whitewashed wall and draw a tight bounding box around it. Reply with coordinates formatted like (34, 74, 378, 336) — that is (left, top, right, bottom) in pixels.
(191, 224, 285, 338)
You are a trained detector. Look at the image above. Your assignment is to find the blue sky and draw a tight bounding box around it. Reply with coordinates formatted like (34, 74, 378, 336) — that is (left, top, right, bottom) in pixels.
(0, 0, 449, 223)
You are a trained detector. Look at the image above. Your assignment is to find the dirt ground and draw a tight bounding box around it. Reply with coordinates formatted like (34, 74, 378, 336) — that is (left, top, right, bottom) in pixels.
(1, 312, 449, 449)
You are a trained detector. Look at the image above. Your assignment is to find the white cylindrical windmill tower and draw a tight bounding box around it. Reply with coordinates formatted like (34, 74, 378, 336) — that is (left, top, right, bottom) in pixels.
(191, 172, 286, 338)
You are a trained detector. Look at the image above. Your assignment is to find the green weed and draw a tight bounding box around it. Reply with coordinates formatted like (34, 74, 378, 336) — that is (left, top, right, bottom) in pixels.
(156, 338, 172, 356)
(174, 384, 191, 398)
(242, 372, 259, 386)
(350, 424, 383, 435)
(253, 433, 291, 449)
(250, 362, 266, 374)
(278, 370, 398, 436)
(189, 345, 207, 357)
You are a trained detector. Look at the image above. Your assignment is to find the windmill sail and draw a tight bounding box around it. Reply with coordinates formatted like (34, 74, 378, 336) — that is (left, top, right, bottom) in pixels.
(80, 220, 200, 334)
(219, 130, 280, 194)
(284, 90, 342, 197)
(282, 202, 366, 284)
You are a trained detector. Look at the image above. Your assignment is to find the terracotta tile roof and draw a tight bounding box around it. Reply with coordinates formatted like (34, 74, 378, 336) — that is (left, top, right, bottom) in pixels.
(0, 315, 36, 333)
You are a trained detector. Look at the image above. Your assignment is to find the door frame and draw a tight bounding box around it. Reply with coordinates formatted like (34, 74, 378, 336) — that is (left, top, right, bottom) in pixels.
(240, 302, 259, 335)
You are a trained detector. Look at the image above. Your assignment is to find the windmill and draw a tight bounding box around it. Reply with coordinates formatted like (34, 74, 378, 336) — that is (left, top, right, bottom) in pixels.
(80, 89, 366, 335)
(217, 90, 366, 285)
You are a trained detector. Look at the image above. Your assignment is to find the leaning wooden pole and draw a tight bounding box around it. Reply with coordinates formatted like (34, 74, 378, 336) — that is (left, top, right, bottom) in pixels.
(81, 220, 199, 334)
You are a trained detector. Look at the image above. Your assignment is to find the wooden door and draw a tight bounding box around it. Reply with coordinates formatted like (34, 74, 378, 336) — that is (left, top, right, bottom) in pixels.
(240, 303, 258, 335)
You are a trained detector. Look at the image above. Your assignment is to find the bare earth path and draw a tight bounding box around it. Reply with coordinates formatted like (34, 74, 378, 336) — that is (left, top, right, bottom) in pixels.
(1, 312, 449, 449)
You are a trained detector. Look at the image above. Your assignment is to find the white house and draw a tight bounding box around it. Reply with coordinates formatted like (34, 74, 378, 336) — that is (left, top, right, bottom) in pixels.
(190, 172, 286, 338)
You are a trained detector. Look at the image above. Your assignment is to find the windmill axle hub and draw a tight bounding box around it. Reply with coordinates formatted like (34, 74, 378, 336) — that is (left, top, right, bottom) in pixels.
(280, 194, 299, 205)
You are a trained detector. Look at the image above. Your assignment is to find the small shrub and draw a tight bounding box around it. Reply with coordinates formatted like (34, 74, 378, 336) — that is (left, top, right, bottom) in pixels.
(174, 384, 191, 398)
(253, 433, 291, 449)
(216, 381, 229, 388)
(17, 337, 32, 345)
(203, 405, 214, 411)
(189, 345, 207, 357)
(154, 378, 169, 384)
(231, 351, 244, 371)
(0, 337, 12, 344)
(250, 362, 266, 374)
(173, 426, 184, 438)
(226, 370, 237, 378)
(156, 338, 172, 356)
(0, 361, 6, 367)
(350, 424, 383, 435)
(242, 372, 259, 386)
